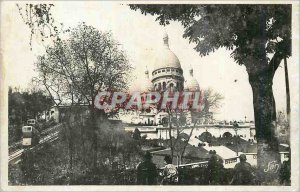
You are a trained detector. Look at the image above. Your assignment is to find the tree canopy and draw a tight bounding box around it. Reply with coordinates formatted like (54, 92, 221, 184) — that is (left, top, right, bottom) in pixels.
(130, 4, 292, 183)
(130, 4, 291, 76)
(8, 87, 54, 123)
(16, 4, 67, 48)
(35, 23, 132, 112)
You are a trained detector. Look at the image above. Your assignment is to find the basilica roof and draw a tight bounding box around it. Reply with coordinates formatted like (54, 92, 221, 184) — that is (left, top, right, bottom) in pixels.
(152, 33, 182, 72)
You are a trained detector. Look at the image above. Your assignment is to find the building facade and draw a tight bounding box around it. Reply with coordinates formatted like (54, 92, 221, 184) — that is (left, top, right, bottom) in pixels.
(145, 32, 200, 92)
(122, 33, 201, 126)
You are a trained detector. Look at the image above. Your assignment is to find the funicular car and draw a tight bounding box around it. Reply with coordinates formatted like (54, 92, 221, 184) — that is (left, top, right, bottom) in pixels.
(22, 125, 40, 147)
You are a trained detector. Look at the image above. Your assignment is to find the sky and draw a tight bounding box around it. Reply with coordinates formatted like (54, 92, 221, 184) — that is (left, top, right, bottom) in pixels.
(1, 1, 299, 121)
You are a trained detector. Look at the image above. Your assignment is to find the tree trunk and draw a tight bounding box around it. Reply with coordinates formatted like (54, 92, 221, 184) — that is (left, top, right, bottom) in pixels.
(180, 119, 197, 161)
(69, 125, 73, 170)
(64, 109, 74, 171)
(80, 121, 86, 165)
(283, 57, 291, 185)
(90, 107, 98, 169)
(284, 58, 290, 144)
(249, 72, 281, 185)
(167, 108, 174, 161)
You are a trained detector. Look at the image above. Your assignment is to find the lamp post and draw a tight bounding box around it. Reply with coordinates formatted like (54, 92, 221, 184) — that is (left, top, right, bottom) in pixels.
(233, 121, 239, 156)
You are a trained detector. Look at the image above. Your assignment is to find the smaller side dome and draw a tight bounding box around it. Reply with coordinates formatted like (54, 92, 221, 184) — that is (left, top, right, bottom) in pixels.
(142, 68, 153, 92)
(185, 67, 200, 91)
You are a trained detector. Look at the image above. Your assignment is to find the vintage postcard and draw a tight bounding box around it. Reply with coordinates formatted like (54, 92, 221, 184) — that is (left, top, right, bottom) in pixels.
(0, 1, 299, 191)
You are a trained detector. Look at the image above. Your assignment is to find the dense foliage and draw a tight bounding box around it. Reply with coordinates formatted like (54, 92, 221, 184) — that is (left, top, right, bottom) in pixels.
(130, 5, 291, 63)
(35, 23, 131, 109)
(11, 118, 142, 185)
(129, 4, 292, 183)
(8, 87, 54, 144)
(8, 87, 53, 124)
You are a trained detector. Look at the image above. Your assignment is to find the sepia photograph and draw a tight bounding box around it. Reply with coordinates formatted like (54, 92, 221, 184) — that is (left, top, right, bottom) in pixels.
(0, 1, 299, 191)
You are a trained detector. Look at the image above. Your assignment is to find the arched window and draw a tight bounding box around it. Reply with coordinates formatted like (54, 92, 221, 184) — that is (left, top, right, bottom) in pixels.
(169, 83, 174, 91)
(163, 82, 166, 90)
(158, 83, 161, 91)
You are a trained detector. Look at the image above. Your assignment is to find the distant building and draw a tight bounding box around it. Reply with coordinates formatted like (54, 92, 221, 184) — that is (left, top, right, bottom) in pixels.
(150, 144, 238, 169)
(45, 104, 90, 124)
(150, 145, 215, 168)
(150, 140, 289, 168)
(225, 139, 290, 166)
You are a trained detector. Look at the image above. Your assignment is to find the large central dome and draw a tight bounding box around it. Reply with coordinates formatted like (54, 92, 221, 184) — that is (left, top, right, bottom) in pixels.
(153, 33, 182, 71)
(151, 33, 184, 91)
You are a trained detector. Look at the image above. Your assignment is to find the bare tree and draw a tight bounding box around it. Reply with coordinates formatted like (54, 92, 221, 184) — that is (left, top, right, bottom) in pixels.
(201, 88, 224, 123)
(163, 88, 223, 164)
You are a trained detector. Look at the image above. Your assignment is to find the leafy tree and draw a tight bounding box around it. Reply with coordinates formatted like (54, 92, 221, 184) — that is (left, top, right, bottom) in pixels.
(34, 23, 132, 168)
(8, 88, 24, 143)
(276, 110, 289, 144)
(199, 131, 213, 143)
(16, 4, 66, 49)
(8, 87, 53, 124)
(8, 88, 26, 124)
(16, 5, 136, 180)
(277, 111, 288, 129)
(130, 4, 291, 184)
(8, 87, 53, 144)
(35, 23, 131, 107)
(133, 128, 141, 140)
(22, 90, 54, 119)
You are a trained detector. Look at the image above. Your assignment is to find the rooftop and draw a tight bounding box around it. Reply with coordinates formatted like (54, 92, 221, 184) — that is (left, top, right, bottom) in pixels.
(150, 144, 221, 168)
